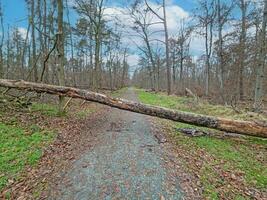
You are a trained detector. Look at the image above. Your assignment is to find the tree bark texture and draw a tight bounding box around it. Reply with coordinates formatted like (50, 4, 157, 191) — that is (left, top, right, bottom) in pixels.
(0, 79, 266, 138)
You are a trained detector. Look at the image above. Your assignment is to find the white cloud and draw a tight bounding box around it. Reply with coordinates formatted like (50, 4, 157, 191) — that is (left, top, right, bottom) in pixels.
(66, 0, 76, 7)
(164, 3, 190, 32)
(127, 54, 140, 76)
(18, 27, 28, 39)
(127, 54, 139, 67)
(190, 32, 205, 55)
(102, 1, 191, 66)
(130, 1, 190, 33)
(104, 1, 190, 34)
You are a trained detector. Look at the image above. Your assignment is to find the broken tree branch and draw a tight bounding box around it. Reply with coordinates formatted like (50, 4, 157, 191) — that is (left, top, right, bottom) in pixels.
(63, 97, 72, 111)
(0, 79, 266, 138)
(185, 88, 198, 102)
(40, 35, 58, 82)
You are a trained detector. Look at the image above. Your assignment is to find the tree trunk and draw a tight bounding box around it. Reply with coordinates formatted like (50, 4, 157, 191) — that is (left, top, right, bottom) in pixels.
(217, 0, 225, 101)
(94, 33, 101, 90)
(6, 26, 10, 79)
(65, 0, 75, 86)
(121, 49, 127, 88)
(205, 15, 213, 96)
(179, 46, 184, 91)
(238, 0, 247, 101)
(144, 32, 156, 90)
(254, 0, 267, 111)
(1, 79, 266, 138)
(21, 24, 30, 80)
(157, 56, 160, 91)
(0, 2, 4, 78)
(57, 0, 65, 112)
(172, 51, 176, 86)
(31, 0, 38, 82)
(163, 0, 171, 95)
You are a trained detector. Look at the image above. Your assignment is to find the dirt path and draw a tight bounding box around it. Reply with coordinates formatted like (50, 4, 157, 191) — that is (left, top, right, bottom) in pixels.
(48, 88, 183, 200)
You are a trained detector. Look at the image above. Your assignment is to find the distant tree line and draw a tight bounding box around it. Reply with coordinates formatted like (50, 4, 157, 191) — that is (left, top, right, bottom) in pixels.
(131, 0, 267, 110)
(0, 0, 130, 93)
(0, 0, 266, 111)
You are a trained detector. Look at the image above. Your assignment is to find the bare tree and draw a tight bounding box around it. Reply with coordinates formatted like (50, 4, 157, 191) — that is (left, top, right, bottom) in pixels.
(169, 21, 191, 92)
(0, 2, 4, 78)
(75, 0, 106, 90)
(237, 0, 249, 101)
(254, 0, 267, 111)
(121, 48, 129, 87)
(30, 0, 38, 82)
(57, 0, 66, 112)
(177, 21, 192, 91)
(145, 0, 171, 95)
(216, 0, 233, 101)
(195, 0, 216, 96)
(127, 1, 157, 90)
(65, 0, 75, 85)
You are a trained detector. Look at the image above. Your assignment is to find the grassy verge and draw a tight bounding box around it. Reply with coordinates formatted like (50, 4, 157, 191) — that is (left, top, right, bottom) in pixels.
(111, 87, 128, 98)
(0, 96, 98, 195)
(30, 102, 62, 117)
(138, 90, 267, 121)
(0, 122, 55, 191)
(30, 100, 97, 119)
(137, 89, 267, 199)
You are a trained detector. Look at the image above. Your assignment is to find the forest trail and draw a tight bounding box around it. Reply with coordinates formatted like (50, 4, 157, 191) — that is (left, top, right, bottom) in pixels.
(48, 88, 183, 200)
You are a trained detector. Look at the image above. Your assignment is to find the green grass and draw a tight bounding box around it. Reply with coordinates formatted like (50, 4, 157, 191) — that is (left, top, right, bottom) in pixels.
(0, 122, 55, 191)
(137, 89, 267, 121)
(199, 164, 220, 199)
(172, 129, 267, 198)
(111, 87, 128, 98)
(195, 136, 267, 188)
(30, 102, 65, 117)
(137, 89, 267, 199)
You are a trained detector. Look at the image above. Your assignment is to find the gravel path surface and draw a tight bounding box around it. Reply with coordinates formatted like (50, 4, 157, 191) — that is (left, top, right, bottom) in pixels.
(48, 88, 183, 200)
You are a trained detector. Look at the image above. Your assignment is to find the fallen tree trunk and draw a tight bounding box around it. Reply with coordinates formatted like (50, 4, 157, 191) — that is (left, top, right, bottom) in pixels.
(0, 79, 266, 138)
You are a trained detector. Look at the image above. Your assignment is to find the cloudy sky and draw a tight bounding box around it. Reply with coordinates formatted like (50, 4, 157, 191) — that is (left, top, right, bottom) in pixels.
(2, 0, 204, 67)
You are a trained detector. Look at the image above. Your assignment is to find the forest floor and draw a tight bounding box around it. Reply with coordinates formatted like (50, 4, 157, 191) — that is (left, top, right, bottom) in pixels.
(137, 89, 267, 199)
(45, 88, 195, 199)
(0, 88, 266, 199)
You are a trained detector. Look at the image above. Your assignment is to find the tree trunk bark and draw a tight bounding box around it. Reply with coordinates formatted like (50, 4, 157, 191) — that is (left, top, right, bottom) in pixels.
(172, 51, 176, 87)
(1, 79, 266, 138)
(31, 0, 37, 82)
(238, 0, 247, 101)
(121, 49, 127, 88)
(57, 0, 65, 112)
(144, 32, 156, 90)
(163, 0, 171, 95)
(217, 0, 225, 102)
(0, 2, 4, 79)
(254, 0, 267, 111)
